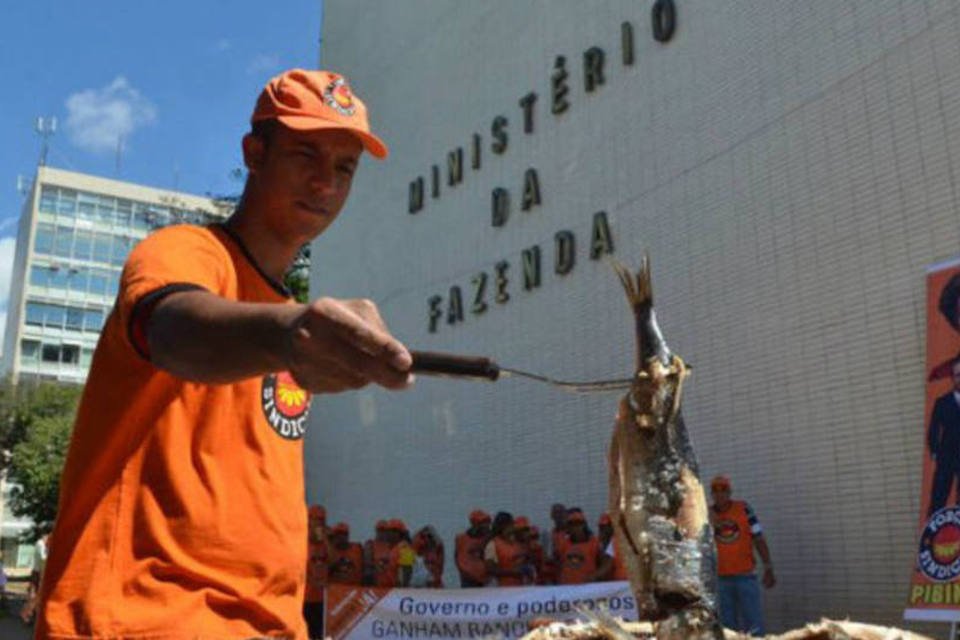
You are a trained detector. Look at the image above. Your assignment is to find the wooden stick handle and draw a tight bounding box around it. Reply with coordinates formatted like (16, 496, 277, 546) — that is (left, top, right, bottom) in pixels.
(410, 351, 501, 381)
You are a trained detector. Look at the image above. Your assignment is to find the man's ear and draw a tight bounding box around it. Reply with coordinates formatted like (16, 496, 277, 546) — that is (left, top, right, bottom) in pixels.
(242, 133, 266, 174)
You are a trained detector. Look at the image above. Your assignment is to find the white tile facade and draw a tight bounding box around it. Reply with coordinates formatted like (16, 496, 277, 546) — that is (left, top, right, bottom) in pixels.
(309, 1, 960, 630)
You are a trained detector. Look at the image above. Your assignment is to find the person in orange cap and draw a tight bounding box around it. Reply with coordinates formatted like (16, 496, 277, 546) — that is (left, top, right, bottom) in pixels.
(365, 520, 393, 587)
(484, 512, 534, 586)
(35, 69, 413, 640)
(329, 523, 363, 585)
(710, 475, 775, 635)
(456, 510, 491, 587)
(556, 509, 608, 584)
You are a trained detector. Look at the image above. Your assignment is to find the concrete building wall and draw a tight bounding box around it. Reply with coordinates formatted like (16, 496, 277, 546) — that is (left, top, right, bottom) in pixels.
(310, 1, 960, 630)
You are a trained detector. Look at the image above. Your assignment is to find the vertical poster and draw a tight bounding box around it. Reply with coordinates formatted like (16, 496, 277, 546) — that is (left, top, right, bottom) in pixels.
(906, 258, 960, 621)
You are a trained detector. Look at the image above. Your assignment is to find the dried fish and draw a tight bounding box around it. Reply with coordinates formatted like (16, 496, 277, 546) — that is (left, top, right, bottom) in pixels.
(607, 257, 722, 640)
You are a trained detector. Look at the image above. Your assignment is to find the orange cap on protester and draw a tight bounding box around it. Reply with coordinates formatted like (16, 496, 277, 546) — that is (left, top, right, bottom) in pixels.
(330, 522, 349, 536)
(469, 510, 491, 525)
(514, 516, 531, 529)
(308, 504, 326, 520)
(598, 513, 612, 526)
(711, 475, 732, 490)
(375, 520, 388, 531)
(251, 68, 388, 159)
(388, 519, 408, 532)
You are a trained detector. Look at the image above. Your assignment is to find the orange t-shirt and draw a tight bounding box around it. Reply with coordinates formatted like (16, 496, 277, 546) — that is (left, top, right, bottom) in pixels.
(492, 537, 528, 587)
(557, 536, 600, 584)
(329, 543, 364, 585)
(455, 532, 488, 584)
(37, 224, 311, 640)
(711, 500, 759, 576)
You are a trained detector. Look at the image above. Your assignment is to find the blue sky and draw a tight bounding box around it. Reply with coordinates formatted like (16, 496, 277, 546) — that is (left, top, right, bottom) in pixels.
(0, 0, 322, 338)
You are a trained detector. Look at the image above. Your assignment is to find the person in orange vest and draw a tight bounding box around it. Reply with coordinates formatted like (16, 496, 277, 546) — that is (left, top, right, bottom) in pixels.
(387, 519, 415, 587)
(484, 512, 535, 586)
(304, 504, 328, 640)
(455, 510, 491, 587)
(710, 475, 776, 636)
(364, 520, 390, 586)
(328, 522, 363, 585)
(413, 525, 445, 587)
(556, 509, 609, 584)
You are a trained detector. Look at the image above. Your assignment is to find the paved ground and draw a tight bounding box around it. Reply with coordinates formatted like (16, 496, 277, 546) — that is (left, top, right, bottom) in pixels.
(0, 596, 34, 640)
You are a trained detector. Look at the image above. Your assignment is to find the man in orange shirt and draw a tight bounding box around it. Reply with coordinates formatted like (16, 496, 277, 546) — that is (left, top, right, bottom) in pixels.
(455, 510, 491, 587)
(36, 69, 413, 640)
(556, 510, 608, 584)
(484, 513, 534, 587)
(328, 523, 363, 586)
(710, 475, 776, 636)
(365, 520, 393, 587)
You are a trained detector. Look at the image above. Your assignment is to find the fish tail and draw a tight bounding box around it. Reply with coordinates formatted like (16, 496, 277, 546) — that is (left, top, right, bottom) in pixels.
(612, 254, 653, 310)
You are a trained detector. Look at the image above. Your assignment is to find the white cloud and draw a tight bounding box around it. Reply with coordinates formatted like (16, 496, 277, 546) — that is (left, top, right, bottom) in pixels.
(247, 53, 280, 75)
(65, 77, 157, 154)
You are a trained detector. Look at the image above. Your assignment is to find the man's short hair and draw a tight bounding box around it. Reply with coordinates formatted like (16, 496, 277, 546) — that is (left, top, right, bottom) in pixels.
(250, 118, 281, 146)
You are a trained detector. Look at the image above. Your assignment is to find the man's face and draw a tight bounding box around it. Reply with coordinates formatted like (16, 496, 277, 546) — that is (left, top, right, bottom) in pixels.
(244, 125, 363, 242)
(475, 521, 491, 537)
(711, 485, 732, 509)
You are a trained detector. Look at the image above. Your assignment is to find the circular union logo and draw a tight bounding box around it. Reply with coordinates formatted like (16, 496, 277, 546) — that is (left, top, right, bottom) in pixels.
(714, 519, 741, 544)
(918, 507, 960, 582)
(261, 372, 311, 440)
(323, 76, 356, 116)
(565, 551, 586, 569)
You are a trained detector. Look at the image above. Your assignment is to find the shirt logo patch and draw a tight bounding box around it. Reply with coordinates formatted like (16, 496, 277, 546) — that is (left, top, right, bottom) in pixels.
(918, 507, 960, 582)
(323, 76, 356, 116)
(714, 519, 741, 544)
(261, 372, 311, 440)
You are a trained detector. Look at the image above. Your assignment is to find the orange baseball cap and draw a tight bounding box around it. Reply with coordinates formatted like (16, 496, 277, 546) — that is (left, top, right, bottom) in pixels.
(375, 520, 388, 531)
(330, 522, 349, 536)
(598, 513, 612, 526)
(711, 475, 731, 490)
(514, 516, 531, 529)
(308, 504, 326, 520)
(469, 510, 491, 525)
(388, 519, 408, 532)
(252, 68, 388, 159)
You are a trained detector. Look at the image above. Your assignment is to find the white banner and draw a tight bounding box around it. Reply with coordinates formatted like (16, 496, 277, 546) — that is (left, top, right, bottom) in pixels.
(325, 582, 638, 639)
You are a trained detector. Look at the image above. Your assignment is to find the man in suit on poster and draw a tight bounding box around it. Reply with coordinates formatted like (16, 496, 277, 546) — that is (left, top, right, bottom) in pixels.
(928, 358, 960, 516)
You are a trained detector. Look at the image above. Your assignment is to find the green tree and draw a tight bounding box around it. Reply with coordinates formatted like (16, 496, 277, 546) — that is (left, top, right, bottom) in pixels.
(1, 381, 82, 537)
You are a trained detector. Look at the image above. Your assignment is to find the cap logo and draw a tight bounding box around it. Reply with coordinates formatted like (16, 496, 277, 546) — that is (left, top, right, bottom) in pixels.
(323, 76, 356, 116)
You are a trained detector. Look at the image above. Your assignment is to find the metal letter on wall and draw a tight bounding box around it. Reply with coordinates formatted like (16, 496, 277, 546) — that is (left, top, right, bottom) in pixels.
(583, 47, 605, 93)
(519, 92, 537, 134)
(447, 148, 463, 186)
(494, 261, 510, 303)
(554, 230, 575, 275)
(590, 211, 615, 259)
(521, 169, 541, 211)
(551, 56, 570, 115)
(491, 188, 510, 227)
(428, 295, 443, 332)
(522, 245, 542, 291)
(447, 286, 464, 324)
(472, 133, 482, 170)
(491, 116, 509, 154)
(621, 22, 635, 66)
(431, 165, 441, 199)
(651, 0, 677, 43)
(408, 176, 424, 214)
(471, 272, 488, 314)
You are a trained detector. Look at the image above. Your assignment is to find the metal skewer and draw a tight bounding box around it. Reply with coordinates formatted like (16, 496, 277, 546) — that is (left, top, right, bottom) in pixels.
(410, 350, 634, 394)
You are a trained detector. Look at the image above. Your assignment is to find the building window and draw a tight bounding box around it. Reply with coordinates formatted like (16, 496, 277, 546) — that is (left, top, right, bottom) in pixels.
(83, 309, 104, 332)
(34, 223, 54, 255)
(41, 344, 60, 363)
(61, 344, 80, 365)
(20, 340, 39, 362)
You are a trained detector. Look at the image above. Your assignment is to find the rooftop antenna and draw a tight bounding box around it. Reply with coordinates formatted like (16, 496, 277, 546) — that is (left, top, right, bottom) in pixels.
(35, 116, 57, 167)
